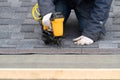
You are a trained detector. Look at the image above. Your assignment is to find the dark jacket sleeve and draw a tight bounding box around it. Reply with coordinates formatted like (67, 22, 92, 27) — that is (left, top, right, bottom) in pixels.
(38, 0, 55, 16)
(82, 0, 113, 41)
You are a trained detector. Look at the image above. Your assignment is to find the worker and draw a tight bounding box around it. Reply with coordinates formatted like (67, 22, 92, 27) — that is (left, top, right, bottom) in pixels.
(38, 0, 113, 45)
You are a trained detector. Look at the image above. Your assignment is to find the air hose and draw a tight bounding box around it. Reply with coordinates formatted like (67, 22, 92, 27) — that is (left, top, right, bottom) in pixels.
(32, 3, 42, 21)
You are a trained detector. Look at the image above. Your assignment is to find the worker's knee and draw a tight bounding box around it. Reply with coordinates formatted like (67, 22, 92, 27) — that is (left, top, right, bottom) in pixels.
(55, 0, 71, 22)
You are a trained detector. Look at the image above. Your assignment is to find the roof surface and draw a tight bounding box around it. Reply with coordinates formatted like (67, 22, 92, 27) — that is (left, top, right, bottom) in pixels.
(0, 0, 120, 54)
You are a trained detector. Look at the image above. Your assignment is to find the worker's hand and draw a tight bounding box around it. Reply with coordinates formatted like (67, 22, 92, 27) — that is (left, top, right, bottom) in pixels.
(42, 13, 52, 30)
(73, 35, 94, 45)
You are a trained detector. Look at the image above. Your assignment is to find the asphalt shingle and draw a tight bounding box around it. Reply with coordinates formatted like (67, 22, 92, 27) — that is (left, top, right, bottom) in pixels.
(0, 0, 120, 54)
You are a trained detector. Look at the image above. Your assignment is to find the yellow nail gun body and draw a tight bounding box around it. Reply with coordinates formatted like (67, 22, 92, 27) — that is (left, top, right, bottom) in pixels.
(43, 13, 64, 37)
(32, 3, 64, 46)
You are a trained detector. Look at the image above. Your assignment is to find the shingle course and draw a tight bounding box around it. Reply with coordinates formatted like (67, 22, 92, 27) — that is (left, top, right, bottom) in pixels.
(0, 0, 120, 54)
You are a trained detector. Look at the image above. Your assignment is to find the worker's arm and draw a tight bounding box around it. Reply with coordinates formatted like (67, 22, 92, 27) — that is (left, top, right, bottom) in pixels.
(38, 0, 56, 29)
(38, 0, 55, 16)
(82, 0, 113, 41)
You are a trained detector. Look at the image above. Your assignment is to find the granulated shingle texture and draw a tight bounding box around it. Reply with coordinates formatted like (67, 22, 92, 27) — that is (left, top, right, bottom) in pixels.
(0, 0, 120, 54)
